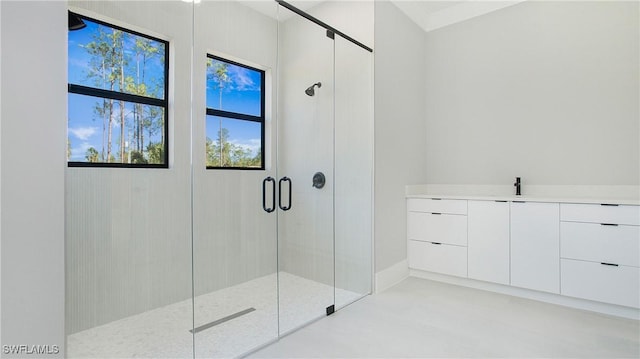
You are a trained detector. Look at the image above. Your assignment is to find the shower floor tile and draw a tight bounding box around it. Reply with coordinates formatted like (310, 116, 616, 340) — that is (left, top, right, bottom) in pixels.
(67, 272, 362, 359)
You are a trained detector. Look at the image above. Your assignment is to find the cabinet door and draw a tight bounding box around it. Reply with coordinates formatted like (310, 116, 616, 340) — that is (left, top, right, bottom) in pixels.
(510, 202, 560, 294)
(468, 201, 510, 285)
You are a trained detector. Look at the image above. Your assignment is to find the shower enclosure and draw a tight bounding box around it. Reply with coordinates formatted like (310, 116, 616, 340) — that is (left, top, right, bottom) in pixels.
(65, 0, 372, 357)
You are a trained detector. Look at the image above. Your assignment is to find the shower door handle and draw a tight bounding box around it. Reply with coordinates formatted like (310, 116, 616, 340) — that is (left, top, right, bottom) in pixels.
(279, 177, 292, 211)
(262, 177, 276, 213)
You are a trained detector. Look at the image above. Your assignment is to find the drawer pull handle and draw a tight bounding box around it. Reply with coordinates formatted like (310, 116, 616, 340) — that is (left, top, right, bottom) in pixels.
(431, 212, 442, 215)
(600, 223, 619, 227)
(432, 198, 442, 200)
(600, 203, 619, 207)
(431, 242, 442, 245)
(495, 200, 508, 203)
(600, 262, 619, 267)
(513, 201, 526, 203)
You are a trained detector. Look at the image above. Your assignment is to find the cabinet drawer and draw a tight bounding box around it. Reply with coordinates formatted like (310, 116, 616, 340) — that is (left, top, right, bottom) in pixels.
(561, 259, 640, 308)
(407, 211, 467, 246)
(408, 240, 467, 278)
(407, 198, 467, 215)
(561, 222, 640, 267)
(560, 203, 640, 225)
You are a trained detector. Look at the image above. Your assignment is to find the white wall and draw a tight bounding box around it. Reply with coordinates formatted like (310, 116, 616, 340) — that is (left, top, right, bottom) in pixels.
(0, 0, 3, 349)
(373, 1, 428, 274)
(1, 1, 66, 357)
(424, 1, 640, 186)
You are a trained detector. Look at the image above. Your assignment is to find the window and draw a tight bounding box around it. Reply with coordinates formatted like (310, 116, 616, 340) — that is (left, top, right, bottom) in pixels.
(67, 12, 169, 167)
(206, 55, 265, 169)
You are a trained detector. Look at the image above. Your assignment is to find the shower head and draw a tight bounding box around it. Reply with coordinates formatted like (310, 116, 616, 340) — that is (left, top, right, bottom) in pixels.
(305, 82, 322, 96)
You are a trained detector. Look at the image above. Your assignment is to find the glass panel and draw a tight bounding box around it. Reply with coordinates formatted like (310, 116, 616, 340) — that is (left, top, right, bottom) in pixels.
(206, 116, 262, 168)
(65, 1, 192, 358)
(193, 1, 278, 357)
(206, 56, 262, 116)
(276, 4, 336, 335)
(334, 36, 373, 309)
(68, 15, 167, 100)
(68, 93, 165, 165)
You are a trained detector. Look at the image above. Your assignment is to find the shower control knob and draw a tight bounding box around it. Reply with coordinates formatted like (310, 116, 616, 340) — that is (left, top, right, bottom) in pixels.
(312, 172, 326, 189)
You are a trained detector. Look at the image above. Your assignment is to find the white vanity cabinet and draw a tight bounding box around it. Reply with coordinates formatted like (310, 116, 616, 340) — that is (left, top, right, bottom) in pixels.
(510, 201, 560, 294)
(467, 200, 510, 285)
(407, 194, 640, 312)
(560, 204, 640, 308)
(407, 199, 468, 277)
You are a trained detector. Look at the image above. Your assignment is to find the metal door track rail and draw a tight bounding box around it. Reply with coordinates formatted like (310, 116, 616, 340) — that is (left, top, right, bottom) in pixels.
(275, 0, 373, 53)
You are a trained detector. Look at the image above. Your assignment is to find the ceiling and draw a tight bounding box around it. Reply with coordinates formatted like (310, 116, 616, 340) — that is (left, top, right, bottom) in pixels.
(390, 1, 465, 30)
(393, 0, 466, 17)
(390, 0, 525, 32)
(236, 0, 525, 32)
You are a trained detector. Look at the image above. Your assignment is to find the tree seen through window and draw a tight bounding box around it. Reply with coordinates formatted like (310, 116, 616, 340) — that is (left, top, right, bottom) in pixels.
(206, 55, 265, 169)
(67, 13, 168, 167)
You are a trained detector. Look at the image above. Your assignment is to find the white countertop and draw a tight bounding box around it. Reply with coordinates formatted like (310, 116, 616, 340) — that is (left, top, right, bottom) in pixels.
(406, 185, 640, 206)
(407, 193, 639, 205)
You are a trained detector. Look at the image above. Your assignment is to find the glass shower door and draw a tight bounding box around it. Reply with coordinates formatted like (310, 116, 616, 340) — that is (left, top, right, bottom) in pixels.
(65, 1, 194, 358)
(192, 1, 279, 357)
(334, 35, 374, 309)
(66, 1, 373, 358)
(276, 4, 336, 335)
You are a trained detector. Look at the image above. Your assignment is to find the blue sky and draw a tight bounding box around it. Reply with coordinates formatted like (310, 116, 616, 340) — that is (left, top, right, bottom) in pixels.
(205, 59, 263, 157)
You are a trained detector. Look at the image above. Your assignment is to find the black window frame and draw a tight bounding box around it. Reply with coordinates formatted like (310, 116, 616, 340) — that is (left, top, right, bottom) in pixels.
(67, 12, 170, 169)
(206, 54, 266, 171)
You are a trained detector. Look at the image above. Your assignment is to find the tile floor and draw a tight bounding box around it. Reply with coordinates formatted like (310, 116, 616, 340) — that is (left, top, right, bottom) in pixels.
(67, 272, 362, 358)
(249, 277, 640, 358)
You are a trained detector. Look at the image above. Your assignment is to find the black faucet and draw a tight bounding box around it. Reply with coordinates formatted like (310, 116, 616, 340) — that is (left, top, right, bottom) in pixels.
(514, 177, 521, 196)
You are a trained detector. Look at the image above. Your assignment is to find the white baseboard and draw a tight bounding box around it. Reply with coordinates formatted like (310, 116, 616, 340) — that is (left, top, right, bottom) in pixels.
(375, 260, 409, 293)
(410, 269, 640, 320)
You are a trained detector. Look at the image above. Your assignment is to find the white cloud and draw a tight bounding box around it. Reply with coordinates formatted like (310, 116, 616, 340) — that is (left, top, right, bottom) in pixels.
(229, 66, 258, 91)
(207, 60, 260, 92)
(69, 126, 98, 141)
